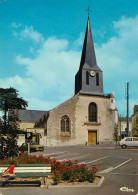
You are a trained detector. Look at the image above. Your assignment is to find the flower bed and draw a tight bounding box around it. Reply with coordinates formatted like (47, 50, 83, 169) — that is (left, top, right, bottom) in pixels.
(0, 152, 98, 185)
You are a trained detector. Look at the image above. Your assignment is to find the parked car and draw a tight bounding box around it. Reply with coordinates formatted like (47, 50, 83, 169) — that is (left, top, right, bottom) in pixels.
(119, 137, 138, 149)
(19, 142, 44, 152)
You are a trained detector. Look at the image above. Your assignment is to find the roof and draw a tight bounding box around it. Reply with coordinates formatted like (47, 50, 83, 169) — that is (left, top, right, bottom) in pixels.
(18, 110, 48, 122)
(79, 16, 102, 71)
(35, 111, 49, 128)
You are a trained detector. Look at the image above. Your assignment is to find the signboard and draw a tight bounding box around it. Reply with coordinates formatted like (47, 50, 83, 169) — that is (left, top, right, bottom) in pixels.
(25, 132, 32, 140)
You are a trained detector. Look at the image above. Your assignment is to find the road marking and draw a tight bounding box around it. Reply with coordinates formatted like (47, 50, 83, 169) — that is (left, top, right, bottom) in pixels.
(99, 167, 114, 173)
(45, 152, 66, 156)
(58, 154, 91, 162)
(69, 154, 90, 160)
(80, 156, 110, 165)
(111, 173, 138, 176)
(58, 159, 67, 162)
(56, 153, 78, 159)
(99, 159, 132, 174)
(114, 156, 132, 160)
(113, 159, 132, 170)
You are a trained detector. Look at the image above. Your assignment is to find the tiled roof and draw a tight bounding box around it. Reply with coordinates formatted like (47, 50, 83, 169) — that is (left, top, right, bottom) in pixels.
(18, 110, 48, 122)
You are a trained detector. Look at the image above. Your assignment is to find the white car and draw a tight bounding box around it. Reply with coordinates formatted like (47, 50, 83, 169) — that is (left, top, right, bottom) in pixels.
(119, 137, 138, 149)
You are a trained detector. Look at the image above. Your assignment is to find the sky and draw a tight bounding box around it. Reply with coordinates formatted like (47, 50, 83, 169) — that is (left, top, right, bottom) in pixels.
(0, 0, 138, 116)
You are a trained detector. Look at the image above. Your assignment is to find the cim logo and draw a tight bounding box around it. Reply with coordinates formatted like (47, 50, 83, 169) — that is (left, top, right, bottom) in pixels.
(120, 186, 135, 192)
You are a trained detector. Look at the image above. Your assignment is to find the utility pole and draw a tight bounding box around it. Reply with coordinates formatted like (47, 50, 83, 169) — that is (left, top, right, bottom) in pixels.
(126, 82, 129, 136)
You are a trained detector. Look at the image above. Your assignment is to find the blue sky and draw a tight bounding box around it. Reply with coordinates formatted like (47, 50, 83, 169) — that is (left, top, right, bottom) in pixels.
(0, 0, 138, 116)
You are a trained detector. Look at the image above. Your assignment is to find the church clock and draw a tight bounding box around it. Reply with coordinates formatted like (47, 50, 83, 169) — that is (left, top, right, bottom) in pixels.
(90, 70, 95, 77)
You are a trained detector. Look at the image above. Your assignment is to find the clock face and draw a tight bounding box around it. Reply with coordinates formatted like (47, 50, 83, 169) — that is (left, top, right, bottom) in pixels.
(90, 70, 95, 77)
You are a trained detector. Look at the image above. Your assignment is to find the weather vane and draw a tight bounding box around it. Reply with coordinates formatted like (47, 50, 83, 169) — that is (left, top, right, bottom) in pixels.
(86, 6, 91, 17)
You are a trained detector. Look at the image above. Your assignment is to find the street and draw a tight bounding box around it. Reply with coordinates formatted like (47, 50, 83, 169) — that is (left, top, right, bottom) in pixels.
(0, 145, 138, 195)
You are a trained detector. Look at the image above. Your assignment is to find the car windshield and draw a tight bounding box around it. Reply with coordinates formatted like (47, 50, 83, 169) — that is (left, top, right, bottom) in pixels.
(125, 138, 132, 141)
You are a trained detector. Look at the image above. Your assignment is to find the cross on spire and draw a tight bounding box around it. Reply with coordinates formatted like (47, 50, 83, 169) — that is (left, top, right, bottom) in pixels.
(86, 6, 91, 17)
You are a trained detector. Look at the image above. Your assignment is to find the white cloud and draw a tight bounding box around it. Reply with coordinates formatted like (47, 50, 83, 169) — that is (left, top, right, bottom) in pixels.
(1, 35, 81, 110)
(13, 25, 44, 43)
(73, 32, 84, 49)
(96, 15, 138, 115)
(20, 39, 79, 96)
(29, 47, 35, 54)
(1, 16, 138, 116)
(0, 75, 36, 97)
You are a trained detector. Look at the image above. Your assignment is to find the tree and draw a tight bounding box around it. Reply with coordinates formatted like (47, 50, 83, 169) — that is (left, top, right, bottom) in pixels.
(0, 87, 28, 160)
(113, 123, 119, 147)
(132, 116, 138, 137)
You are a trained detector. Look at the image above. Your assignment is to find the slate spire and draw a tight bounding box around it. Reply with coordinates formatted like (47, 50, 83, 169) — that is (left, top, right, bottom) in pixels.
(79, 16, 101, 71)
(75, 16, 103, 95)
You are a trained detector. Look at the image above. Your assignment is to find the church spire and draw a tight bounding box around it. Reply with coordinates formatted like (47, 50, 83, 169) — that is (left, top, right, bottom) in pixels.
(79, 16, 101, 71)
(75, 15, 103, 96)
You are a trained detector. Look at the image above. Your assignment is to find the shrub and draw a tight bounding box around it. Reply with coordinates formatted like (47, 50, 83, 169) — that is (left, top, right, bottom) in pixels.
(86, 170, 95, 183)
(52, 163, 98, 184)
(0, 152, 98, 185)
(53, 170, 62, 185)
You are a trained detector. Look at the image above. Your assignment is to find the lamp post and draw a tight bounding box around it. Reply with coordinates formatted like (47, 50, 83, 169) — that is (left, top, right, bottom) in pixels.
(126, 82, 129, 137)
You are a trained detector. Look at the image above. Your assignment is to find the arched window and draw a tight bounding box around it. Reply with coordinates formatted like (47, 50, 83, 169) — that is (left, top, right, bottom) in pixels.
(96, 73, 99, 86)
(61, 115, 70, 132)
(86, 71, 89, 85)
(89, 103, 97, 122)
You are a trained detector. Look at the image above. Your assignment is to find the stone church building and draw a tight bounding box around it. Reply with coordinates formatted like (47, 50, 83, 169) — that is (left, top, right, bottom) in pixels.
(34, 16, 118, 146)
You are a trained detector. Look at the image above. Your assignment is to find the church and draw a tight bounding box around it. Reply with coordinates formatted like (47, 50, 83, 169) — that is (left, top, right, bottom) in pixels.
(34, 16, 118, 146)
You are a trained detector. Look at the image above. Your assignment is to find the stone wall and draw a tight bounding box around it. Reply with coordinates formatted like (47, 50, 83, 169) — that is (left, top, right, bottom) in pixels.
(46, 94, 116, 146)
(47, 95, 79, 146)
(75, 95, 114, 145)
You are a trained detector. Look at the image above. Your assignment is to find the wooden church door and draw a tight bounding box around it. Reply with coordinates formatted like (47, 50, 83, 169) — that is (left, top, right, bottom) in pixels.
(88, 131, 97, 145)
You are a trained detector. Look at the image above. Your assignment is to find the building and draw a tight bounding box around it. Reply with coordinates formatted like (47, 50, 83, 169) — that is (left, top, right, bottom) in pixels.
(35, 16, 118, 146)
(18, 110, 48, 145)
(118, 117, 132, 139)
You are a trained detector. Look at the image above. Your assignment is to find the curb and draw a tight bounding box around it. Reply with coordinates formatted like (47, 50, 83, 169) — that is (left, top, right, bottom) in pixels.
(48, 176, 104, 188)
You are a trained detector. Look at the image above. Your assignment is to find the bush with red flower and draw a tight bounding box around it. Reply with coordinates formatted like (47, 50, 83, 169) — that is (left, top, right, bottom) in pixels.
(0, 152, 98, 185)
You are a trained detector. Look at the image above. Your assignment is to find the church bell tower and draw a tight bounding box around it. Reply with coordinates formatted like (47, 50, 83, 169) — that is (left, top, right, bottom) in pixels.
(75, 16, 103, 96)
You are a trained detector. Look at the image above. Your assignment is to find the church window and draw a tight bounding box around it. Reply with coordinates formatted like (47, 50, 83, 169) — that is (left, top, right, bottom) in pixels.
(86, 71, 89, 85)
(61, 115, 70, 132)
(89, 103, 97, 122)
(44, 124, 47, 135)
(96, 73, 99, 86)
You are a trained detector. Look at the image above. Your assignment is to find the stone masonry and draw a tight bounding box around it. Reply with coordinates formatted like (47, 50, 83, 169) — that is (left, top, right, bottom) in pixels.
(46, 94, 116, 146)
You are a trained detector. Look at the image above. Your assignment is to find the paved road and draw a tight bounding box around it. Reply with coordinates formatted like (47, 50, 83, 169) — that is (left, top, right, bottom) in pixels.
(0, 145, 138, 195)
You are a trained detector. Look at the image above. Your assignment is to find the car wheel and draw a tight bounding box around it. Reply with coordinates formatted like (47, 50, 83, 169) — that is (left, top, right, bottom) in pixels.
(121, 145, 127, 149)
